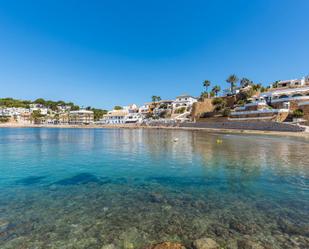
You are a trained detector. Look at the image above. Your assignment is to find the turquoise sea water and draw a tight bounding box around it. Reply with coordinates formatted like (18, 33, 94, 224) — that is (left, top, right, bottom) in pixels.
(0, 128, 308, 249)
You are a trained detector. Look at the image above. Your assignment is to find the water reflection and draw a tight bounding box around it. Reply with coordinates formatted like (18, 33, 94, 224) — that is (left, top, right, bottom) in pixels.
(0, 128, 308, 249)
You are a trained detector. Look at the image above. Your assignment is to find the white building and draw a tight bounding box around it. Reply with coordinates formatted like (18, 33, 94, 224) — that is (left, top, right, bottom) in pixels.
(69, 110, 94, 125)
(259, 86, 309, 105)
(123, 104, 139, 113)
(273, 76, 309, 88)
(0, 107, 29, 117)
(138, 104, 150, 115)
(172, 94, 197, 110)
(99, 104, 143, 124)
(99, 110, 128, 124)
(30, 107, 49, 115)
(57, 105, 71, 112)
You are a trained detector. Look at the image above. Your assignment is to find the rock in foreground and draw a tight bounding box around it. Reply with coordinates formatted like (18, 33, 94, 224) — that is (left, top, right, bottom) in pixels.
(143, 242, 186, 249)
(193, 238, 220, 249)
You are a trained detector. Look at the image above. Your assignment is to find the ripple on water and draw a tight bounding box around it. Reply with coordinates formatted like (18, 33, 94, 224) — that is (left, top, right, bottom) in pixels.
(0, 128, 308, 249)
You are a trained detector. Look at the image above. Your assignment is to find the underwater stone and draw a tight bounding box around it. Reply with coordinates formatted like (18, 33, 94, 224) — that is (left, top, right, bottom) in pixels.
(15, 176, 47, 186)
(0, 219, 9, 232)
(149, 192, 166, 203)
(237, 239, 264, 249)
(143, 242, 186, 249)
(53, 173, 101, 185)
(192, 238, 220, 249)
(101, 244, 116, 249)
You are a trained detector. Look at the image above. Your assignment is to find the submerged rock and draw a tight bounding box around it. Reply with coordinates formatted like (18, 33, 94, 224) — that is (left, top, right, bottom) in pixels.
(143, 242, 186, 249)
(0, 219, 9, 232)
(15, 175, 47, 186)
(53, 172, 101, 185)
(101, 244, 116, 249)
(149, 192, 166, 203)
(193, 238, 220, 249)
(237, 239, 264, 249)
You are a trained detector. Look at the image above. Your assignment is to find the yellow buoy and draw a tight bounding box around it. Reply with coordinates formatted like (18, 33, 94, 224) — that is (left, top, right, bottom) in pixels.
(216, 139, 223, 144)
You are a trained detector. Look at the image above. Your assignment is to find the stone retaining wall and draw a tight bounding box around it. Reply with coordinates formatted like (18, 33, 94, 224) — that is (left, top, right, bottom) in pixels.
(180, 121, 305, 132)
(299, 103, 309, 125)
(191, 99, 214, 121)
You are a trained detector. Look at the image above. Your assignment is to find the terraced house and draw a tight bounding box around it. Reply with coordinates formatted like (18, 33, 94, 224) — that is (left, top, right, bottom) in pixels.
(69, 110, 94, 125)
(230, 76, 309, 123)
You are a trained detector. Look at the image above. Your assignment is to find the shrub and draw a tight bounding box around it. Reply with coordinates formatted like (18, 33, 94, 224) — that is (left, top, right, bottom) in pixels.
(174, 107, 186, 114)
(114, 106, 123, 110)
(200, 91, 208, 100)
(222, 108, 231, 117)
(0, 117, 9, 123)
(293, 109, 304, 118)
(212, 98, 227, 112)
(237, 99, 245, 106)
(212, 98, 224, 105)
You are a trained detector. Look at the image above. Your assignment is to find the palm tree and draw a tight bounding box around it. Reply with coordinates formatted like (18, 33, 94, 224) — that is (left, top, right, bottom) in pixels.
(212, 85, 221, 97)
(240, 78, 252, 88)
(226, 74, 238, 94)
(272, 80, 280, 88)
(151, 96, 161, 103)
(203, 80, 211, 97)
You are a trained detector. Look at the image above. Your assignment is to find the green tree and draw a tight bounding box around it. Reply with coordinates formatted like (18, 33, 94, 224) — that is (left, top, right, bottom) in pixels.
(31, 110, 44, 124)
(212, 85, 221, 97)
(0, 98, 31, 108)
(70, 105, 80, 111)
(34, 98, 46, 106)
(252, 83, 262, 91)
(114, 106, 123, 110)
(203, 80, 211, 97)
(293, 109, 304, 118)
(212, 98, 227, 112)
(151, 96, 161, 103)
(240, 78, 252, 87)
(226, 74, 238, 94)
(91, 108, 108, 121)
(272, 80, 280, 88)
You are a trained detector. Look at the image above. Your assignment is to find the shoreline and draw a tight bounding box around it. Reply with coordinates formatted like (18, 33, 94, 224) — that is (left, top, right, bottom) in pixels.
(1, 123, 309, 138)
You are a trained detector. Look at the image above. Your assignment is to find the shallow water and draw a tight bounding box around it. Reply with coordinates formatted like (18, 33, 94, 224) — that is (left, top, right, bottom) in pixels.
(0, 128, 308, 249)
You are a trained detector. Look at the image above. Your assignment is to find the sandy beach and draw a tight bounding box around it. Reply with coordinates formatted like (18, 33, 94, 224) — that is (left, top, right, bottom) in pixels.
(1, 122, 309, 138)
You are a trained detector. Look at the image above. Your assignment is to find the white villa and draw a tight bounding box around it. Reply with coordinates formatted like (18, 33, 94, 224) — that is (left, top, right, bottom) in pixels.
(138, 104, 150, 115)
(69, 110, 94, 125)
(260, 86, 309, 104)
(230, 76, 309, 122)
(153, 100, 173, 116)
(123, 104, 139, 113)
(99, 104, 143, 124)
(99, 109, 128, 124)
(172, 94, 197, 110)
(273, 76, 309, 88)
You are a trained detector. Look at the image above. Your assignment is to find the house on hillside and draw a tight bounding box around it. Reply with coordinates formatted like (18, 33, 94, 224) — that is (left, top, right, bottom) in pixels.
(153, 100, 173, 117)
(172, 94, 197, 111)
(69, 110, 94, 125)
(99, 104, 143, 124)
(272, 76, 309, 88)
(230, 76, 309, 123)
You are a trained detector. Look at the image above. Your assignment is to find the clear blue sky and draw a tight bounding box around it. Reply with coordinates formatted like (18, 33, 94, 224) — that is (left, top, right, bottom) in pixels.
(0, 0, 308, 109)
